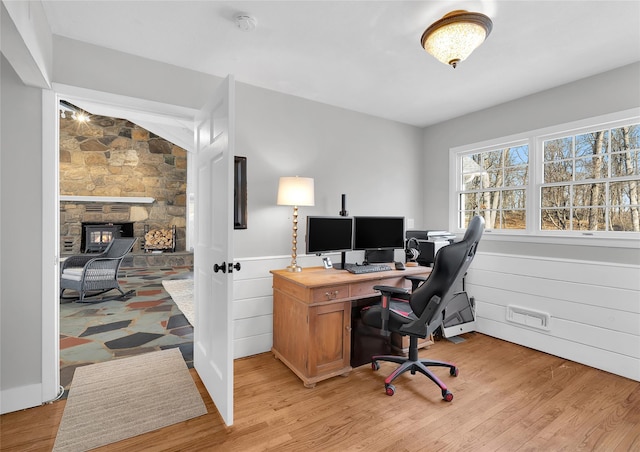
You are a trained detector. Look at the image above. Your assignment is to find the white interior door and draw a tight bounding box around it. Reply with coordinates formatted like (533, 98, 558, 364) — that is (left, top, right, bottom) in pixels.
(194, 76, 235, 426)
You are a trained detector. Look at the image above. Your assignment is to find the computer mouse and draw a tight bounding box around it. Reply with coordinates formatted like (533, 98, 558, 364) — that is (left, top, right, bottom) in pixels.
(395, 261, 405, 270)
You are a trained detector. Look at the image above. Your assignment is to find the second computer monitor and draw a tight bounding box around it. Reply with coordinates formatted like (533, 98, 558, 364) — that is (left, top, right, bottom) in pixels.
(353, 216, 405, 251)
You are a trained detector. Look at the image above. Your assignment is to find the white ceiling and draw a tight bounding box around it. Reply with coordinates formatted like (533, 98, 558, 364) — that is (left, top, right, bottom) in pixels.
(42, 1, 640, 128)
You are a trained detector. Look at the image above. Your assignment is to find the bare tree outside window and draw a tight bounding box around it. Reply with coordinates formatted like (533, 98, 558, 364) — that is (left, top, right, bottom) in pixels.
(541, 124, 639, 232)
(459, 145, 528, 229)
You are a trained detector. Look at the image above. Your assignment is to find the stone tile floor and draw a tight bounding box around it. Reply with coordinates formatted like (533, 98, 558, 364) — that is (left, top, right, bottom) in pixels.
(59, 266, 193, 397)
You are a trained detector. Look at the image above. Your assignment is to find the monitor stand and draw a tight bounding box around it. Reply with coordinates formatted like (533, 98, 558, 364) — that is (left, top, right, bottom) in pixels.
(364, 249, 394, 264)
(333, 251, 348, 270)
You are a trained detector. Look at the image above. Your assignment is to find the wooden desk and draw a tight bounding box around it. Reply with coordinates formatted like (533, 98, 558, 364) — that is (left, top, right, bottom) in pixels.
(271, 265, 431, 388)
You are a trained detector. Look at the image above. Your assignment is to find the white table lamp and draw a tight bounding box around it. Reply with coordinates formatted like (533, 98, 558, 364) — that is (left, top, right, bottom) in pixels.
(277, 176, 315, 272)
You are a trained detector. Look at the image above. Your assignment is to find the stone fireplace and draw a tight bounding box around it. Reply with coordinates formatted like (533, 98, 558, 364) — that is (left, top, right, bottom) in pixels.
(59, 107, 189, 260)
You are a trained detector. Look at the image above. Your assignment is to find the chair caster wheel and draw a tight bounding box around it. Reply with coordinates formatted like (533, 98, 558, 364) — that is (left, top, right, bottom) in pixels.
(450, 366, 459, 377)
(385, 384, 395, 396)
(372, 361, 380, 371)
(442, 390, 453, 402)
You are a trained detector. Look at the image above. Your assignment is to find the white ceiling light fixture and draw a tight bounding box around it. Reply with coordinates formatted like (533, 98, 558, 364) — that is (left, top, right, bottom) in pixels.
(421, 10, 493, 68)
(235, 14, 257, 32)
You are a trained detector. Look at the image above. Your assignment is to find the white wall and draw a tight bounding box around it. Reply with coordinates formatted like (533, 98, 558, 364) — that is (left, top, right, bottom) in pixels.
(235, 82, 424, 258)
(0, 54, 45, 413)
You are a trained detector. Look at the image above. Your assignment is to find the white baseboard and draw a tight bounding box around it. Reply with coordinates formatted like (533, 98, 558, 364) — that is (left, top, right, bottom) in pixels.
(1, 383, 43, 415)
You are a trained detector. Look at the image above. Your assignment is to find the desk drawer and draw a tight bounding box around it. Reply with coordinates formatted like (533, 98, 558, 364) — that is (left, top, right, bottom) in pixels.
(350, 281, 380, 298)
(351, 277, 409, 298)
(312, 286, 349, 302)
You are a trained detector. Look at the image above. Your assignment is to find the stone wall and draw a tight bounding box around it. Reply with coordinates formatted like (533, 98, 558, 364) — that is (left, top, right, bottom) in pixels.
(59, 111, 187, 254)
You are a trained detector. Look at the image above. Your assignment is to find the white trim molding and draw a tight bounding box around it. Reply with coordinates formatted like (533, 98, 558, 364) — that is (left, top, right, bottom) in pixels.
(60, 195, 155, 204)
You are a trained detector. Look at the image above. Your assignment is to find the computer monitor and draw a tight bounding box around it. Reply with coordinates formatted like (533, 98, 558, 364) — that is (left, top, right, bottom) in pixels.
(353, 216, 405, 251)
(305, 216, 353, 255)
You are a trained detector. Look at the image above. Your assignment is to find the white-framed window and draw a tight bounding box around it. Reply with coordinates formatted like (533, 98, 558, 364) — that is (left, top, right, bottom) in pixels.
(450, 109, 640, 241)
(540, 124, 639, 232)
(458, 141, 529, 230)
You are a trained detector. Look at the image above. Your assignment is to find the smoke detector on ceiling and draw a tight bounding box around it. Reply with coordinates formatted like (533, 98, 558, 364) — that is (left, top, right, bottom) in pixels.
(235, 14, 257, 32)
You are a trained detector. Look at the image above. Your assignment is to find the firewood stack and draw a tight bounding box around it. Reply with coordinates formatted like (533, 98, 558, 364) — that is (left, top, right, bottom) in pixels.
(144, 228, 174, 251)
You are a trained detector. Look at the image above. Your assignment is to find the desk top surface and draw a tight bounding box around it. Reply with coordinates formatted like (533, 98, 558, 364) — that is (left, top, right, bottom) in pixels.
(271, 264, 431, 288)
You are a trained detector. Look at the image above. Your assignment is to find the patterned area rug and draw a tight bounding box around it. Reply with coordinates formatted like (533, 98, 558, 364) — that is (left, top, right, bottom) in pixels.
(53, 348, 207, 451)
(162, 279, 194, 325)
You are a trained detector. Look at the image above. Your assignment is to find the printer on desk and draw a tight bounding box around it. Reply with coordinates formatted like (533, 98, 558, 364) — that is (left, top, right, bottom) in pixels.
(405, 230, 456, 267)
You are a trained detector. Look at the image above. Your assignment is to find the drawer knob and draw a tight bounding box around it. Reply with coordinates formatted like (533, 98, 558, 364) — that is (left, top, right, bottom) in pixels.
(325, 290, 339, 299)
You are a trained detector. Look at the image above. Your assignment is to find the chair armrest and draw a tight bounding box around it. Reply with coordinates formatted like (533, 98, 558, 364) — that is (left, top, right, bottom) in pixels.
(373, 285, 410, 296)
(61, 254, 98, 270)
(373, 285, 410, 336)
(399, 294, 442, 338)
(404, 274, 428, 291)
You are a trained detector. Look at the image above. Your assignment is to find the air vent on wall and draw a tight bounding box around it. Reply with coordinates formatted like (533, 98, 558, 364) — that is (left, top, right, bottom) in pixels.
(110, 205, 130, 213)
(85, 205, 104, 212)
(506, 305, 551, 331)
(62, 238, 74, 252)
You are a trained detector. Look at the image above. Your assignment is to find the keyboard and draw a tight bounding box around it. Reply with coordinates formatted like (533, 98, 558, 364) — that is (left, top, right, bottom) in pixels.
(344, 263, 392, 274)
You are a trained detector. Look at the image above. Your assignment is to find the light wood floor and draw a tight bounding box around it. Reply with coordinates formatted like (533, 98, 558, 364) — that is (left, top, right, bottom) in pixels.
(2, 333, 639, 451)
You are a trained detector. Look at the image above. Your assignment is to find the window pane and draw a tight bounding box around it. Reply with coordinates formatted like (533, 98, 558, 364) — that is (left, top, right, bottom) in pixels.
(462, 172, 482, 190)
(504, 165, 528, 186)
(479, 191, 499, 211)
(573, 207, 606, 230)
(462, 211, 476, 228)
(460, 192, 479, 210)
(611, 124, 640, 152)
(502, 189, 526, 209)
(483, 150, 502, 170)
(507, 145, 529, 165)
(573, 183, 606, 207)
(501, 210, 526, 229)
(609, 206, 640, 232)
(544, 137, 572, 161)
(541, 185, 570, 208)
(462, 154, 484, 174)
(574, 155, 608, 180)
(541, 209, 570, 230)
(544, 161, 572, 183)
(479, 210, 499, 229)
(609, 180, 640, 207)
(575, 130, 609, 157)
(611, 150, 639, 177)
(483, 169, 503, 189)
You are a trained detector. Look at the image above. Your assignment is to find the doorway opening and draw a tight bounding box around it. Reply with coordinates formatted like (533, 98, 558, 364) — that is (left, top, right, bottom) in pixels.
(55, 94, 197, 396)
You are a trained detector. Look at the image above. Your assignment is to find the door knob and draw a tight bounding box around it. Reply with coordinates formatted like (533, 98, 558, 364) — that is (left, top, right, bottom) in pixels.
(228, 262, 241, 273)
(213, 262, 227, 273)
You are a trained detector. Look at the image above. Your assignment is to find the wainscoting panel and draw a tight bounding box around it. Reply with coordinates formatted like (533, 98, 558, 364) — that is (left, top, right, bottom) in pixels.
(231, 255, 322, 358)
(466, 252, 640, 381)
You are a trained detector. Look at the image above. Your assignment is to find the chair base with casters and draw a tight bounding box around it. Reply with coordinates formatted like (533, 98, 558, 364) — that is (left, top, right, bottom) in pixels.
(371, 335, 458, 400)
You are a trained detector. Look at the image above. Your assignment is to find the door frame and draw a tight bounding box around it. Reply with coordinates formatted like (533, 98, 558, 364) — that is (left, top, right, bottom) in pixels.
(42, 84, 199, 400)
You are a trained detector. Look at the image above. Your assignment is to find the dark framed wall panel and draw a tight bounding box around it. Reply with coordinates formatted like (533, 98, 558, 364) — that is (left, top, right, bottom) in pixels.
(234, 156, 247, 229)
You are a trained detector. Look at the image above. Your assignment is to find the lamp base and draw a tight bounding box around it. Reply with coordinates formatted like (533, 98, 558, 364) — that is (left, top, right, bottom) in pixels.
(286, 264, 302, 272)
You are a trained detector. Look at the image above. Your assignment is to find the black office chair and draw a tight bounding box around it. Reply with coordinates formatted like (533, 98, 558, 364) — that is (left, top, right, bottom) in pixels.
(361, 215, 484, 400)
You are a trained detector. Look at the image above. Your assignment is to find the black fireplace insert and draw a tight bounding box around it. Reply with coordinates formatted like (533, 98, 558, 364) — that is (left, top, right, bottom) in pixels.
(81, 222, 134, 253)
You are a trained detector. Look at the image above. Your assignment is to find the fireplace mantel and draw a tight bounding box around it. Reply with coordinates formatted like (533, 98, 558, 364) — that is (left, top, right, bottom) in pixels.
(60, 196, 155, 204)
